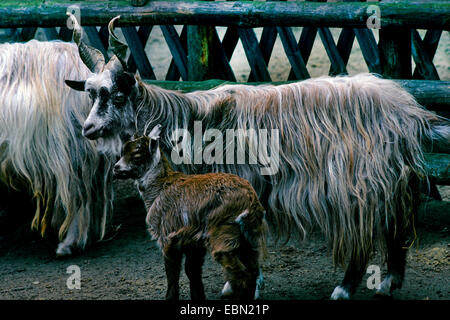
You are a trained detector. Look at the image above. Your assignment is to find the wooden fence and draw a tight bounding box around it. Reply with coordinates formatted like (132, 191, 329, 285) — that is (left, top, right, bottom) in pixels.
(0, 1, 449, 87)
(0, 0, 449, 188)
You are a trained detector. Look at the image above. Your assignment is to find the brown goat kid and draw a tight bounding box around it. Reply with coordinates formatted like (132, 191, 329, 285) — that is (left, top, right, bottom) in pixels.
(113, 125, 267, 300)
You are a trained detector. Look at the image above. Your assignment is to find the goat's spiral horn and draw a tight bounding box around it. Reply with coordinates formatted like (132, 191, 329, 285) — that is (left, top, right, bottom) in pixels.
(67, 13, 105, 73)
(106, 15, 128, 71)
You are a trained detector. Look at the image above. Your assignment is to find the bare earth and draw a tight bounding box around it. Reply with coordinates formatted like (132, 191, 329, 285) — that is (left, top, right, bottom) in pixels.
(0, 27, 449, 300)
(0, 182, 449, 300)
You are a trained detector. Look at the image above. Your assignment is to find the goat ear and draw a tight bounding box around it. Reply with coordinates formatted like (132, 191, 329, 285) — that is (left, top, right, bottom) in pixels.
(147, 124, 162, 140)
(115, 72, 136, 94)
(65, 80, 86, 91)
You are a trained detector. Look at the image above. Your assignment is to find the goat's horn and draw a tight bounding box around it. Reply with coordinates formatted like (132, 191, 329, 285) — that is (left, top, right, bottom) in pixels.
(107, 16, 128, 66)
(67, 13, 105, 73)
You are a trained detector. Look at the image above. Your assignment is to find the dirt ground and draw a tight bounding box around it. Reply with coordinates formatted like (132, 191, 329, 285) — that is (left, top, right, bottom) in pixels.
(0, 182, 449, 300)
(0, 26, 449, 300)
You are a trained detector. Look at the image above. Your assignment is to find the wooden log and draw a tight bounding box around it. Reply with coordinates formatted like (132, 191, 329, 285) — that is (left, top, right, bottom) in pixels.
(58, 26, 73, 41)
(411, 29, 440, 80)
(248, 26, 277, 82)
(187, 25, 216, 80)
(122, 26, 156, 79)
(379, 27, 412, 79)
(330, 28, 355, 76)
(98, 25, 110, 49)
(126, 26, 152, 74)
(0, 1, 448, 30)
(353, 28, 382, 74)
(166, 26, 187, 81)
(288, 26, 317, 80)
(131, 0, 148, 7)
(221, 27, 239, 62)
(396, 79, 450, 112)
(211, 28, 237, 82)
(42, 27, 59, 41)
(277, 27, 310, 80)
(161, 25, 188, 81)
(84, 26, 109, 60)
(423, 153, 450, 185)
(238, 28, 271, 82)
(19, 28, 37, 42)
(413, 30, 442, 79)
(318, 27, 347, 76)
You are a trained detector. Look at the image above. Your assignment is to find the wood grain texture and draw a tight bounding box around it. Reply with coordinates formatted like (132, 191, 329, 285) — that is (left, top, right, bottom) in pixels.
(0, 1, 448, 30)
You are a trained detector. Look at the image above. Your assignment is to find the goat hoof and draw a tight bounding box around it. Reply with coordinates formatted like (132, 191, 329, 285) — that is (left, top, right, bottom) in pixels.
(56, 243, 73, 257)
(220, 281, 234, 299)
(330, 286, 350, 300)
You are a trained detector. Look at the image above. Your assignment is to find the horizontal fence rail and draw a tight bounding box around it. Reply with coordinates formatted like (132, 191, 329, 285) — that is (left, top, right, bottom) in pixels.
(0, 0, 449, 30)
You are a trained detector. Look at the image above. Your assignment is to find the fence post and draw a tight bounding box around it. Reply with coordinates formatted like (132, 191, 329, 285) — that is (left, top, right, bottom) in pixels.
(187, 25, 217, 81)
(379, 27, 412, 79)
(187, 0, 217, 81)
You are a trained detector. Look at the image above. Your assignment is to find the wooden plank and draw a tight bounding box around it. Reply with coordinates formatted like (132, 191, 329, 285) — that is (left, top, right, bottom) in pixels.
(84, 26, 109, 60)
(122, 26, 156, 79)
(411, 29, 440, 80)
(353, 28, 382, 74)
(396, 79, 450, 112)
(42, 27, 59, 40)
(248, 26, 277, 82)
(58, 26, 73, 41)
(318, 27, 347, 75)
(221, 27, 240, 61)
(277, 26, 310, 80)
(211, 28, 237, 81)
(131, 0, 148, 6)
(238, 28, 271, 82)
(379, 27, 412, 79)
(166, 26, 187, 81)
(127, 25, 152, 74)
(420, 29, 442, 60)
(19, 27, 37, 41)
(98, 25, 109, 49)
(161, 25, 188, 81)
(423, 153, 450, 185)
(329, 28, 355, 75)
(187, 24, 216, 81)
(288, 26, 317, 80)
(1, 1, 448, 30)
(413, 30, 442, 79)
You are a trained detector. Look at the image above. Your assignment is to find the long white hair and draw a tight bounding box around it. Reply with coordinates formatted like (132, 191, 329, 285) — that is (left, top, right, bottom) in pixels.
(133, 73, 448, 266)
(0, 40, 114, 249)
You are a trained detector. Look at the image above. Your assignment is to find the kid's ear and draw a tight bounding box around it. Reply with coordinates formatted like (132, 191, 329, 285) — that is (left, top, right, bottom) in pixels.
(65, 80, 86, 91)
(147, 124, 162, 140)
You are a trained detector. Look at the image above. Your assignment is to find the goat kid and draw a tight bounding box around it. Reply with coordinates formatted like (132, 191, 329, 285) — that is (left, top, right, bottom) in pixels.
(113, 125, 267, 300)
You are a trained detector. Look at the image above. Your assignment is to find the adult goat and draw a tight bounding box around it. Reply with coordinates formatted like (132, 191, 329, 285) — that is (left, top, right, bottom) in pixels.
(0, 39, 114, 256)
(65, 16, 450, 299)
